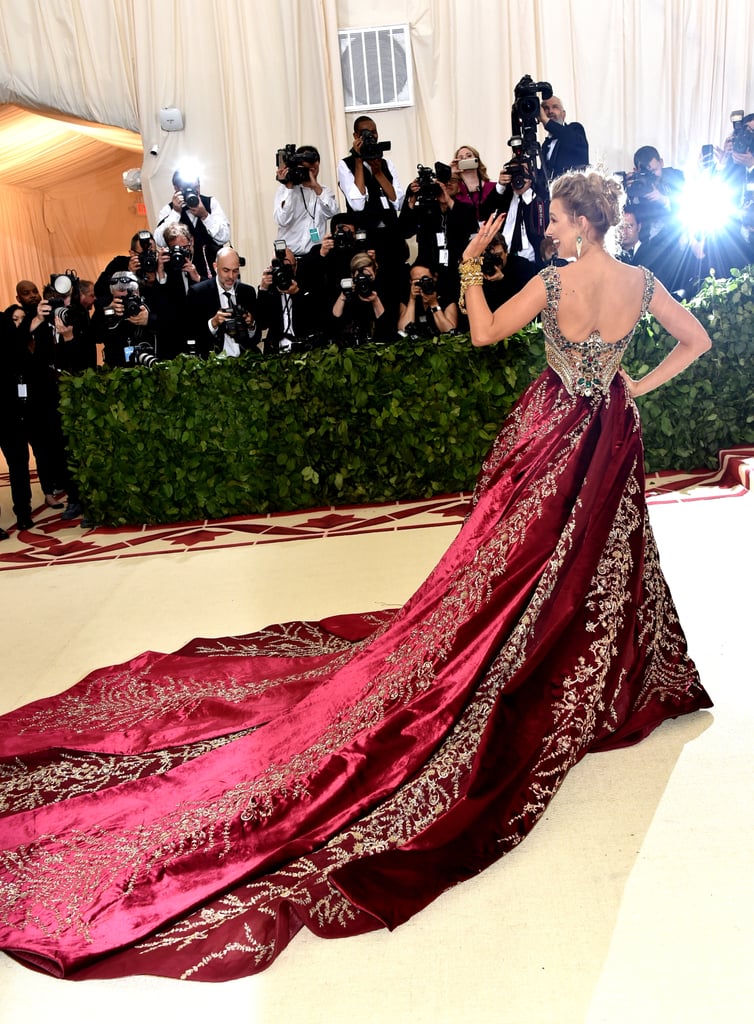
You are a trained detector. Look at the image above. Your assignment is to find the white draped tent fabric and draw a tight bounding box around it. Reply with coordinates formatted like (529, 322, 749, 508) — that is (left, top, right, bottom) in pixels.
(0, 0, 752, 304)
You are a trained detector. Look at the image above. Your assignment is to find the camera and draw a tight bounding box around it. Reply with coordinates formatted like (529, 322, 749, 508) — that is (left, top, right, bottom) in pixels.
(181, 185, 201, 209)
(276, 144, 310, 186)
(168, 245, 192, 270)
(416, 164, 440, 204)
(136, 230, 158, 275)
(129, 342, 158, 368)
(417, 275, 436, 297)
(617, 169, 656, 210)
(731, 109, 754, 154)
(271, 261, 293, 290)
(415, 162, 453, 207)
(50, 271, 78, 299)
(503, 140, 534, 190)
(512, 74, 553, 128)
(270, 239, 293, 290)
(122, 294, 143, 318)
(55, 305, 77, 327)
(333, 224, 354, 251)
(359, 128, 390, 161)
(503, 159, 532, 191)
(353, 269, 374, 298)
(457, 157, 479, 171)
(46, 270, 80, 323)
(508, 76, 552, 202)
(482, 249, 504, 276)
(224, 296, 252, 341)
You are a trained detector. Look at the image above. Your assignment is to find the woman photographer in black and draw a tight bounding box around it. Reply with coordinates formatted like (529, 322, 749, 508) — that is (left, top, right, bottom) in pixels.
(331, 252, 396, 346)
(397, 262, 459, 338)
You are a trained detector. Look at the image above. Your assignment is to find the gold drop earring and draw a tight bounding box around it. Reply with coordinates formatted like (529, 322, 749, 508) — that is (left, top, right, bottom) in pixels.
(576, 235, 583, 259)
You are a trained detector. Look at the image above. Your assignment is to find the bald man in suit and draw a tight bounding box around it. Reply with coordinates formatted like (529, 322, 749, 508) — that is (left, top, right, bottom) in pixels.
(539, 95, 589, 180)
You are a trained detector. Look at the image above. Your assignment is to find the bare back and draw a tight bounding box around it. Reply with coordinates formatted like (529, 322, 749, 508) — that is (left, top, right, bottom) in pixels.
(552, 256, 648, 344)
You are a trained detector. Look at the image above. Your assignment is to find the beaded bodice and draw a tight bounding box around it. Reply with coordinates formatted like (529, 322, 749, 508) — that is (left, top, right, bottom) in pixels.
(539, 265, 654, 398)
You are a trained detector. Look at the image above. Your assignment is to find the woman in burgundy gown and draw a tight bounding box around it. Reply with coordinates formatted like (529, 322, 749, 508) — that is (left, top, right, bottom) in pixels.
(0, 171, 712, 982)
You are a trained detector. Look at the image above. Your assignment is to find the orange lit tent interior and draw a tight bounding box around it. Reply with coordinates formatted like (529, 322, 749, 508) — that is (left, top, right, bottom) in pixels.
(0, 103, 146, 307)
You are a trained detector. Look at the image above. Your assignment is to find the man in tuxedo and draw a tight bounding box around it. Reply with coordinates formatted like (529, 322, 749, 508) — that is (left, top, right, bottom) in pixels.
(256, 244, 321, 354)
(487, 163, 548, 298)
(617, 207, 685, 294)
(185, 247, 258, 358)
(539, 95, 589, 180)
(618, 210, 643, 263)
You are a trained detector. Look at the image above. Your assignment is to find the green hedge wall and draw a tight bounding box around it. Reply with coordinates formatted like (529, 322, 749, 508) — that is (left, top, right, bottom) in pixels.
(59, 267, 754, 526)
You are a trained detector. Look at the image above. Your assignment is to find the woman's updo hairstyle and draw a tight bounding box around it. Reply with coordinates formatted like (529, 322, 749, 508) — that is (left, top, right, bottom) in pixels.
(550, 170, 623, 237)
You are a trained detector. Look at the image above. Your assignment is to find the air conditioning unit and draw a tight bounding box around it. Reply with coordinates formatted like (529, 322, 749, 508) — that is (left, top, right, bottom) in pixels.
(339, 24, 413, 112)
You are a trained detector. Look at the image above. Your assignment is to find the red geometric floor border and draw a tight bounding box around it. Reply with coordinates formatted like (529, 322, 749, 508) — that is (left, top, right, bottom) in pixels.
(1, 446, 751, 572)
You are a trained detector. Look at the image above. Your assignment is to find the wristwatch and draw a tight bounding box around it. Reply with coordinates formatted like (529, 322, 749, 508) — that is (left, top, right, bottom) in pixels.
(430, 305, 441, 313)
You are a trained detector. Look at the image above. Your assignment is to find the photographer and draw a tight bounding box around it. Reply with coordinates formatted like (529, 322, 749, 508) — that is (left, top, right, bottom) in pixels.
(94, 271, 158, 369)
(273, 145, 339, 256)
(94, 231, 161, 303)
(337, 115, 405, 270)
(621, 145, 686, 291)
(398, 262, 459, 339)
(153, 168, 230, 279)
(53, 277, 98, 373)
(539, 93, 589, 179)
(451, 145, 498, 224)
(153, 223, 204, 357)
(331, 252, 395, 346)
(487, 155, 548, 298)
(713, 112, 754, 273)
(1, 282, 68, 526)
(398, 167, 478, 302)
(256, 243, 320, 354)
(186, 246, 258, 358)
(630, 146, 685, 225)
(479, 234, 510, 312)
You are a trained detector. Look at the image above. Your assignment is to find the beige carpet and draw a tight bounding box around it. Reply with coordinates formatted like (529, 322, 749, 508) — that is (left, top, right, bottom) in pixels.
(0, 457, 752, 1024)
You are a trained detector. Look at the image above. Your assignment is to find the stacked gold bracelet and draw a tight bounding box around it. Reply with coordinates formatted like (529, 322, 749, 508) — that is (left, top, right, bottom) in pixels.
(458, 256, 484, 313)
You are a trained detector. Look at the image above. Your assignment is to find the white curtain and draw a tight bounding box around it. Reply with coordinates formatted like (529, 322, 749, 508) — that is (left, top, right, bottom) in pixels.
(0, 0, 752, 304)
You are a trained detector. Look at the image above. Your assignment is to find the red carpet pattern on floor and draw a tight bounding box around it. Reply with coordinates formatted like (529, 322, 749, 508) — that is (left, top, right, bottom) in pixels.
(0, 447, 751, 571)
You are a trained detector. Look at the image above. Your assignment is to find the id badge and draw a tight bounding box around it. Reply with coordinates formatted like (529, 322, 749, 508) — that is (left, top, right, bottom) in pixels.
(17, 382, 27, 399)
(380, 195, 390, 209)
(309, 227, 321, 243)
(124, 345, 134, 364)
(439, 247, 449, 266)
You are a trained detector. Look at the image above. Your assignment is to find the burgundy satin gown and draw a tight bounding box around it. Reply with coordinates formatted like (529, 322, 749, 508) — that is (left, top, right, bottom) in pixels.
(0, 267, 712, 980)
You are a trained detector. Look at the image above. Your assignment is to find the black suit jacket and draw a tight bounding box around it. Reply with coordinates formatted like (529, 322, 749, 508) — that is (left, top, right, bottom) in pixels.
(256, 284, 320, 354)
(185, 279, 258, 358)
(498, 186, 548, 264)
(542, 120, 589, 179)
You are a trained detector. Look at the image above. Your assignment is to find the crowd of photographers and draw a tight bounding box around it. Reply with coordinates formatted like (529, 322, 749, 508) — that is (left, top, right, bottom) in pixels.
(1, 83, 753, 535)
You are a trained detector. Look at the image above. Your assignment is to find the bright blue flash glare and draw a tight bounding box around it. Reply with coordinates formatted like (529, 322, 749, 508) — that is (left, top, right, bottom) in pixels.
(676, 172, 738, 239)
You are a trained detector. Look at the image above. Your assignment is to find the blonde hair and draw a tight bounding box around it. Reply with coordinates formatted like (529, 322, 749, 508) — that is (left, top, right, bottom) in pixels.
(550, 170, 623, 237)
(454, 144, 489, 182)
(350, 252, 376, 274)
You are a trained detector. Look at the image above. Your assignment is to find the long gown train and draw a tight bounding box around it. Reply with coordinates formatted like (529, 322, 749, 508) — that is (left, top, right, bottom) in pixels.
(0, 268, 712, 980)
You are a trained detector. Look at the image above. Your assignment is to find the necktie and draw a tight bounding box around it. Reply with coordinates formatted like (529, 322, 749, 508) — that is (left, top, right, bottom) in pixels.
(223, 291, 233, 308)
(510, 199, 525, 254)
